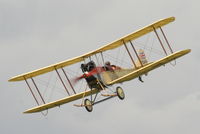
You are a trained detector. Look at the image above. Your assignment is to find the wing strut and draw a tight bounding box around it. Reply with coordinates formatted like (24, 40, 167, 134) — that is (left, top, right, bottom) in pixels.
(129, 40, 143, 67)
(24, 78, 40, 105)
(100, 52, 105, 64)
(153, 26, 174, 56)
(55, 68, 70, 96)
(159, 27, 174, 53)
(123, 40, 137, 68)
(61, 67, 76, 94)
(24, 77, 46, 105)
(153, 26, 168, 56)
(31, 78, 46, 104)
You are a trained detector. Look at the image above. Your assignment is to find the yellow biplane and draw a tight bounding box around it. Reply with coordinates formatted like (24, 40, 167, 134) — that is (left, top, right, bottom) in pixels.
(9, 17, 190, 114)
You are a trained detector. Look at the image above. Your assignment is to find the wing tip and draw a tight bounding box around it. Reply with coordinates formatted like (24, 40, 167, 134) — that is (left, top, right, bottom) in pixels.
(170, 16, 175, 21)
(23, 110, 37, 114)
(182, 49, 191, 55)
(8, 75, 26, 82)
(8, 78, 16, 82)
(187, 49, 191, 53)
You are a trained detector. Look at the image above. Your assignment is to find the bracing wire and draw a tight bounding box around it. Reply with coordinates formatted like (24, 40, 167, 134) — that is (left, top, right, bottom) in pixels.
(143, 32, 151, 50)
(43, 71, 54, 95)
(170, 60, 177, 66)
(36, 78, 66, 95)
(134, 41, 165, 56)
(41, 110, 48, 116)
(115, 47, 121, 65)
(103, 51, 132, 67)
(147, 36, 156, 60)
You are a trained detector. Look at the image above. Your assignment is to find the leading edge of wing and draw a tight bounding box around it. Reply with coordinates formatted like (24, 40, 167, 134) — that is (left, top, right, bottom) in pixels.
(24, 88, 99, 113)
(9, 17, 175, 82)
(9, 55, 84, 81)
(107, 49, 191, 85)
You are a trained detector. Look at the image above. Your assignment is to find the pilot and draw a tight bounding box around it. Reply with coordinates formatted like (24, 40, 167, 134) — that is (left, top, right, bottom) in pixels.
(104, 61, 115, 71)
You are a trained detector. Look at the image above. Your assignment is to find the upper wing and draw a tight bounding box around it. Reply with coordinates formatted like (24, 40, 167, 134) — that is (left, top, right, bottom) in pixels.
(24, 88, 99, 113)
(9, 17, 175, 82)
(107, 49, 191, 85)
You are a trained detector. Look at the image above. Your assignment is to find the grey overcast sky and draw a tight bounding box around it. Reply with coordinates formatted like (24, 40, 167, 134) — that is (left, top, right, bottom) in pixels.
(1, 0, 200, 134)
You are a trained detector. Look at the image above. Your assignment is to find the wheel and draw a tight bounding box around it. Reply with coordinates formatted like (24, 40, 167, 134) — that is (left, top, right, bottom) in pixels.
(116, 86, 125, 100)
(84, 99, 93, 112)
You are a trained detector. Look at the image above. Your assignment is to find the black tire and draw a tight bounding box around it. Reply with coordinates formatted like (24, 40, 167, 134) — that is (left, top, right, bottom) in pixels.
(116, 86, 125, 100)
(84, 99, 93, 112)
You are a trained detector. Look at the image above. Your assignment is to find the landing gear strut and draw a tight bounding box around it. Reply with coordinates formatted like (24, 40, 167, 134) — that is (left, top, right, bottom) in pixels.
(84, 87, 125, 112)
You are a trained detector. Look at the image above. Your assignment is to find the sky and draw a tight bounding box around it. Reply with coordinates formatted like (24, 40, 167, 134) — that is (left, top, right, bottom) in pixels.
(1, 0, 200, 134)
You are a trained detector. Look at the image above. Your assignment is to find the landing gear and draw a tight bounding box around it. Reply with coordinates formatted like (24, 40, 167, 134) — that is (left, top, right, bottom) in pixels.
(83, 87, 125, 112)
(116, 86, 125, 100)
(84, 99, 93, 112)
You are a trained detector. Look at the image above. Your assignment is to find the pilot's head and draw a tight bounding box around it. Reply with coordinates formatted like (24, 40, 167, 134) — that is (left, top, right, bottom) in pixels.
(105, 61, 111, 66)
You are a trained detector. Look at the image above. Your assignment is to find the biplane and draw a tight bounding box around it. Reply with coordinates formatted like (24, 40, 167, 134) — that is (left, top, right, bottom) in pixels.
(9, 17, 191, 114)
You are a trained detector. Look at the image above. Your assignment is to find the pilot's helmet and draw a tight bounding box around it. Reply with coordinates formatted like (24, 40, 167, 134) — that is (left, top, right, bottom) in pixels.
(105, 61, 111, 66)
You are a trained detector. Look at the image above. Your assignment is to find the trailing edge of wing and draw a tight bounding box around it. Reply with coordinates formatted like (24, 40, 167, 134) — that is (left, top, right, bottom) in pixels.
(9, 17, 175, 82)
(107, 49, 191, 85)
(24, 88, 99, 113)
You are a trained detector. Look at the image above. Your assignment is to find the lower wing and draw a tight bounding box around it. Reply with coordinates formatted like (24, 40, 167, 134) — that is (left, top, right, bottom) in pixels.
(24, 88, 99, 113)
